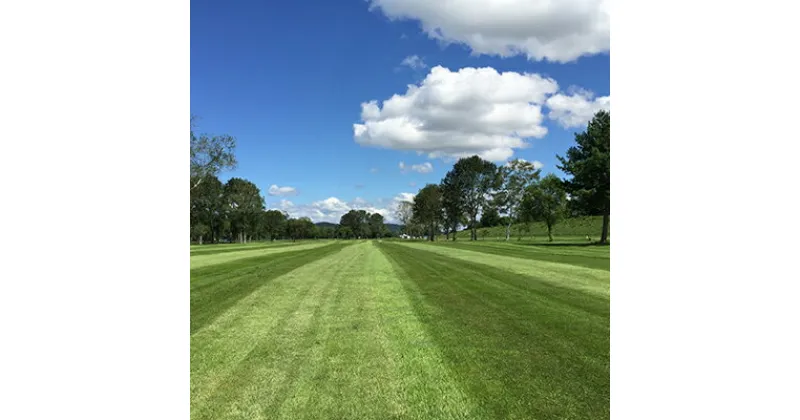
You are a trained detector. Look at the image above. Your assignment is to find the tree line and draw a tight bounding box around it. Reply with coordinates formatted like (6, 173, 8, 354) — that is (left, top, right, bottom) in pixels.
(189, 175, 400, 243)
(190, 110, 609, 244)
(398, 110, 610, 244)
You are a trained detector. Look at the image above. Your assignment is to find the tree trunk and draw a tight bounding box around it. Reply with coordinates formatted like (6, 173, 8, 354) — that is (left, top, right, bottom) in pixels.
(429, 223, 435, 241)
(505, 222, 511, 241)
(547, 222, 553, 242)
(600, 213, 609, 244)
(198, 235, 203, 245)
(470, 218, 477, 241)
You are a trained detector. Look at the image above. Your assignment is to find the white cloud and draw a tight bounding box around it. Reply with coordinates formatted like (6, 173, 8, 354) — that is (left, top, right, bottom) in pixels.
(267, 184, 298, 196)
(354, 66, 558, 162)
(399, 161, 433, 174)
(367, 0, 609, 63)
(546, 89, 610, 129)
(411, 162, 433, 173)
(400, 54, 427, 70)
(369, 167, 379, 173)
(272, 193, 416, 224)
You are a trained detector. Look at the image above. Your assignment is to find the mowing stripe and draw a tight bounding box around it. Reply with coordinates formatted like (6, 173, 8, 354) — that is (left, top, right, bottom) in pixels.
(191, 241, 480, 420)
(396, 241, 609, 298)
(190, 242, 300, 257)
(378, 241, 609, 420)
(190, 241, 333, 269)
(190, 242, 351, 334)
(277, 241, 480, 420)
(191, 245, 358, 420)
(426, 241, 609, 271)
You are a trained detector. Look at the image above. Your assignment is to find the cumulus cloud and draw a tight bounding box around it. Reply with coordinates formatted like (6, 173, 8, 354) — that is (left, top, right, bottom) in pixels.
(354, 66, 558, 162)
(399, 161, 433, 174)
(367, 0, 609, 63)
(267, 184, 298, 196)
(546, 89, 610, 129)
(273, 193, 416, 224)
(400, 54, 427, 70)
(411, 162, 433, 173)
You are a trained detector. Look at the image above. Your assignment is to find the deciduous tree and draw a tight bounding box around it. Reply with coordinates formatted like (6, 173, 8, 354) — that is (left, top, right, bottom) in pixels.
(494, 159, 541, 241)
(190, 117, 237, 190)
(413, 184, 443, 242)
(443, 156, 499, 241)
(520, 174, 568, 242)
(368, 213, 386, 239)
(223, 178, 264, 243)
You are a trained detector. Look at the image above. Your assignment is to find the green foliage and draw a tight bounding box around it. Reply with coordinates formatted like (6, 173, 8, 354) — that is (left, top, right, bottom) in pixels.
(338, 226, 353, 239)
(557, 110, 610, 243)
(223, 178, 265, 243)
(190, 174, 225, 243)
(262, 210, 288, 241)
(441, 155, 500, 241)
(190, 117, 237, 189)
(368, 212, 386, 238)
(494, 159, 541, 240)
(440, 169, 464, 240)
(286, 217, 315, 241)
(519, 174, 568, 242)
(413, 184, 443, 241)
(339, 209, 370, 239)
(480, 205, 501, 228)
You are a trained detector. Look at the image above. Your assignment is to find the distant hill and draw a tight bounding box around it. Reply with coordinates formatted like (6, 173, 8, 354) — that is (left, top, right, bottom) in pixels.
(315, 222, 403, 233)
(384, 223, 402, 233)
(315, 222, 338, 229)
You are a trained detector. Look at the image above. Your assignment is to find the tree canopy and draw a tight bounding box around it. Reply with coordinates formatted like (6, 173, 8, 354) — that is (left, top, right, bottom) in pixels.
(190, 117, 237, 190)
(413, 184, 443, 242)
(557, 110, 610, 243)
(442, 156, 499, 241)
(494, 159, 541, 240)
(520, 174, 568, 242)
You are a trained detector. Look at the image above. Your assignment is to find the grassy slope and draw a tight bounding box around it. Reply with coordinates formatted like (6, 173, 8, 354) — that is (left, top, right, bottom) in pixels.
(463, 215, 607, 239)
(191, 240, 609, 419)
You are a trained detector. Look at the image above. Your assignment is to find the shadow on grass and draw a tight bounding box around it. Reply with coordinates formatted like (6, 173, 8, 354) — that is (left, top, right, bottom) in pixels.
(378, 242, 609, 420)
(190, 242, 351, 334)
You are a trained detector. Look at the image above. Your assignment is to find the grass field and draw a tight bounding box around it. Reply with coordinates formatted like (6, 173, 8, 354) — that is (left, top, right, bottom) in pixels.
(191, 239, 610, 419)
(462, 215, 608, 240)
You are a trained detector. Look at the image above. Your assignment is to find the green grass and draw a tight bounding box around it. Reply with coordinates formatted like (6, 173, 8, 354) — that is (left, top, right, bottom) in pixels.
(191, 239, 609, 419)
(464, 215, 608, 240)
(190, 240, 334, 269)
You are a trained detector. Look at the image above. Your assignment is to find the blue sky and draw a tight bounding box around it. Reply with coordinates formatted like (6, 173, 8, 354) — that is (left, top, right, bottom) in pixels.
(191, 0, 610, 223)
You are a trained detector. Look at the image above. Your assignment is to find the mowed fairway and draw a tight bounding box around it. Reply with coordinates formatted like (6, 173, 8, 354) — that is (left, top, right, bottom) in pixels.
(191, 240, 609, 420)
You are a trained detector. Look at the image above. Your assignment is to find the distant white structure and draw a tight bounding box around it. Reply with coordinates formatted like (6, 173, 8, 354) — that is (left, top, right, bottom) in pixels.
(399, 234, 411, 239)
